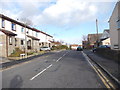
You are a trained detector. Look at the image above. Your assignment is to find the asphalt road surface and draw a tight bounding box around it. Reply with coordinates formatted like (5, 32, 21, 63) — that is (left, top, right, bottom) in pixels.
(2, 50, 105, 88)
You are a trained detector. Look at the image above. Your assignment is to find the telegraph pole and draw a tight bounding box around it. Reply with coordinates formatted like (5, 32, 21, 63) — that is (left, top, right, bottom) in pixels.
(96, 19, 99, 47)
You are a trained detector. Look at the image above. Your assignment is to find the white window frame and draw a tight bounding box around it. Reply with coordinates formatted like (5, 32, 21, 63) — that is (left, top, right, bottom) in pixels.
(36, 32, 38, 37)
(9, 36, 13, 45)
(2, 19, 5, 28)
(21, 27, 24, 33)
(11, 23, 16, 31)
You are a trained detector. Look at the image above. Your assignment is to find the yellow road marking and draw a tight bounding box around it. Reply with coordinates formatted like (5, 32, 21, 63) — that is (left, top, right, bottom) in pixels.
(82, 51, 115, 89)
(97, 68, 115, 89)
(91, 63, 111, 89)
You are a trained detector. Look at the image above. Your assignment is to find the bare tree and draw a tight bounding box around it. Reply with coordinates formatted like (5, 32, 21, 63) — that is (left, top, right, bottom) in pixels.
(60, 40, 64, 44)
(82, 35, 88, 41)
(20, 18, 33, 26)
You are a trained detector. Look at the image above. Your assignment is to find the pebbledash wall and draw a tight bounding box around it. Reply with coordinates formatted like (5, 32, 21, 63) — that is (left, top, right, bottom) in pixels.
(0, 14, 54, 57)
(109, 1, 120, 50)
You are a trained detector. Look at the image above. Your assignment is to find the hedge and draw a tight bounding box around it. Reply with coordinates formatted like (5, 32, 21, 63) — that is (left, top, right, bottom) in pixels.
(52, 45, 69, 50)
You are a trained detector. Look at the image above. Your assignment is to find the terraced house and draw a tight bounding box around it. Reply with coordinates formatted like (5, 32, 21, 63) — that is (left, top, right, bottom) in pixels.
(38, 30, 53, 48)
(0, 14, 53, 57)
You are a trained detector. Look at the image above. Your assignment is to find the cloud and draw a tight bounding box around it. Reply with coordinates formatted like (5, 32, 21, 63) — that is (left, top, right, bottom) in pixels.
(0, 0, 54, 20)
(0, 0, 116, 44)
(33, 0, 98, 27)
(0, 0, 114, 27)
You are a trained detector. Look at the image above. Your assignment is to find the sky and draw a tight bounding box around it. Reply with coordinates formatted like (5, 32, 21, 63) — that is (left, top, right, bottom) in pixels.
(0, 0, 118, 44)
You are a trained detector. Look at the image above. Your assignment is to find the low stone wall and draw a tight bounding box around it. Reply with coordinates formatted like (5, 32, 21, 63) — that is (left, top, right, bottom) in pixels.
(96, 48, 120, 63)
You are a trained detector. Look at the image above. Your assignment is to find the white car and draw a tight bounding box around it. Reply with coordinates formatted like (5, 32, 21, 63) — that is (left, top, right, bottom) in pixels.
(40, 47, 51, 51)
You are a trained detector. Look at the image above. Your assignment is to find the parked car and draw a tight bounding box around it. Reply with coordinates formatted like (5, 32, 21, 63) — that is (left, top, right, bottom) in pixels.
(92, 45, 111, 52)
(98, 45, 111, 49)
(77, 47, 83, 51)
(40, 47, 51, 51)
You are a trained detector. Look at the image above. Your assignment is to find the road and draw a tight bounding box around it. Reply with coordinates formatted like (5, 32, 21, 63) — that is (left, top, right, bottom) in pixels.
(2, 50, 105, 88)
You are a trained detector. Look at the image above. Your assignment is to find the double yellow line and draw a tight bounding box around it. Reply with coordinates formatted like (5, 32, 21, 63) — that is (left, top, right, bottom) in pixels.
(92, 63, 115, 89)
(82, 51, 115, 89)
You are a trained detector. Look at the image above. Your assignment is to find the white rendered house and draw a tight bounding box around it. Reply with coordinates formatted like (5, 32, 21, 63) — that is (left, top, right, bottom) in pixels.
(100, 29, 111, 45)
(0, 14, 53, 57)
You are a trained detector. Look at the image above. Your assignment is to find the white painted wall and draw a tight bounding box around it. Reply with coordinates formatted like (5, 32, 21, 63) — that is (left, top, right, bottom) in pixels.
(29, 29, 33, 36)
(71, 46, 78, 50)
(0, 17, 2, 31)
(15, 24, 25, 39)
(4, 20, 11, 31)
(0, 18, 18, 35)
(33, 31, 37, 37)
(38, 32, 46, 42)
(0, 16, 52, 43)
(0, 17, 40, 39)
(0, 18, 4, 35)
(109, 2, 119, 50)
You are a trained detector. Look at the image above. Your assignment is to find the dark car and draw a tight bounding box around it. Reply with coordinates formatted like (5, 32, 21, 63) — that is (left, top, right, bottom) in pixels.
(98, 45, 111, 48)
(92, 45, 111, 52)
(77, 47, 83, 51)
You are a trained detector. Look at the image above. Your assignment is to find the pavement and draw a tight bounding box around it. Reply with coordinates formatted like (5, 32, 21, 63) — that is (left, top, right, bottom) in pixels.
(1, 50, 106, 88)
(83, 50, 120, 81)
(0, 57, 11, 64)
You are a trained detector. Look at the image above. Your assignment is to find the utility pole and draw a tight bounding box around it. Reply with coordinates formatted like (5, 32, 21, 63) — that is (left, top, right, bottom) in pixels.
(96, 19, 99, 47)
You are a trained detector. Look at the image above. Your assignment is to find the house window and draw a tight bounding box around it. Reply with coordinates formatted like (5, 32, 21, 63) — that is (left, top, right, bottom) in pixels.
(117, 17, 120, 29)
(42, 42, 44, 46)
(11, 23, 16, 31)
(49, 43, 51, 47)
(118, 21, 120, 29)
(9, 36, 12, 45)
(21, 27, 24, 33)
(27, 40, 31, 49)
(2, 19, 5, 28)
(26, 29, 29, 34)
(21, 40, 24, 45)
(36, 32, 38, 37)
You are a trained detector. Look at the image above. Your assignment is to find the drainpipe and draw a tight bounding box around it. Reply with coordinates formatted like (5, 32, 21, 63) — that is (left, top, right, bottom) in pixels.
(6, 35, 8, 57)
(25, 23, 27, 58)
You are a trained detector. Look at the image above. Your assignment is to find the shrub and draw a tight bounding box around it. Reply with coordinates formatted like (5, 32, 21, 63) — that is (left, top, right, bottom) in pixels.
(9, 47, 24, 57)
(52, 45, 69, 50)
(27, 52, 34, 55)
